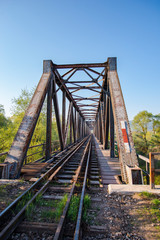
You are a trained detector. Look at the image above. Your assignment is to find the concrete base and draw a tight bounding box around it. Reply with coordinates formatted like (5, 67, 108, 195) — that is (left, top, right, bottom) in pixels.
(108, 184, 160, 195)
(0, 179, 22, 185)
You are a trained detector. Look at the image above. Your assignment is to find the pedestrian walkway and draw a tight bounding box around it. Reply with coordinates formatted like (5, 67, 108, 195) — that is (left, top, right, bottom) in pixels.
(94, 136, 121, 186)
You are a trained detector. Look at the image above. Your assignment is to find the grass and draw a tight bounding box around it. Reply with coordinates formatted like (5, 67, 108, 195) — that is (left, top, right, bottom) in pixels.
(35, 194, 54, 207)
(139, 191, 155, 199)
(150, 199, 160, 221)
(68, 194, 80, 222)
(40, 194, 68, 222)
(25, 193, 68, 222)
(15, 191, 33, 213)
(82, 194, 91, 222)
(54, 194, 68, 221)
(138, 191, 160, 224)
(0, 184, 7, 195)
(67, 193, 91, 223)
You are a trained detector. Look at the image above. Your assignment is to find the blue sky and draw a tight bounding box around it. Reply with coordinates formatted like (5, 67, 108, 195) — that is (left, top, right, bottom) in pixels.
(0, 0, 160, 120)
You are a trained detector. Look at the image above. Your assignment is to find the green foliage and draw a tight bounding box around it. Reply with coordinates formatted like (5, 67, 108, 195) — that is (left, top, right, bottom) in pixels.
(0, 88, 59, 164)
(41, 209, 55, 220)
(54, 194, 68, 221)
(26, 202, 36, 220)
(139, 191, 155, 199)
(132, 111, 152, 155)
(67, 194, 80, 222)
(15, 191, 33, 214)
(150, 199, 160, 221)
(132, 110, 160, 155)
(151, 198, 160, 208)
(0, 184, 7, 195)
(82, 194, 91, 222)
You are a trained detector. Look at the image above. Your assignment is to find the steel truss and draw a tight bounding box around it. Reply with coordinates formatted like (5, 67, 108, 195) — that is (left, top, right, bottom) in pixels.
(2, 58, 139, 182)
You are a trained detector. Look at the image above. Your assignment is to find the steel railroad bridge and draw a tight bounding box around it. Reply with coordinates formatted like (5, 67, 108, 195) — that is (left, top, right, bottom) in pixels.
(1, 57, 142, 184)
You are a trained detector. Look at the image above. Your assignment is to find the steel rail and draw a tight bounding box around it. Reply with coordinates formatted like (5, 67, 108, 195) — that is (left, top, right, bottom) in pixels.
(0, 137, 89, 235)
(74, 138, 92, 240)
(53, 135, 92, 240)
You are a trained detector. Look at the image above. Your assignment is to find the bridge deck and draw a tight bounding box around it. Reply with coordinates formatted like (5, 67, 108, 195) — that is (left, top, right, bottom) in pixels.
(94, 136, 121, 186)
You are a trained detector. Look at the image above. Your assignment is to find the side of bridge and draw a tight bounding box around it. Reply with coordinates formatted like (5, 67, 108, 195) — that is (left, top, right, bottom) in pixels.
(1, 57, 142, 184)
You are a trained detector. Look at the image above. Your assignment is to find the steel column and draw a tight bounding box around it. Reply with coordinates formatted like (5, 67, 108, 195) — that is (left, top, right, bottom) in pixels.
(64, 102, 72, 146)
(104, 95, 110, 149)
(62, 91, 66, 143)
(45, 78, 53, 160)
(70, 103, 73, 144)
(110, 98, 115, 158)
(52, 76, 64, 151)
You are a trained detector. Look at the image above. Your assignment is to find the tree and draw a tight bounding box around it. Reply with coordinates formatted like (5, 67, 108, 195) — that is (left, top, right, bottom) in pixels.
(0, 105, 13, 160)
(132, 111, 152, 155)
(150, 114, 160, 152)
(0, 104, 11, 128)
(8, 88, 58, 163)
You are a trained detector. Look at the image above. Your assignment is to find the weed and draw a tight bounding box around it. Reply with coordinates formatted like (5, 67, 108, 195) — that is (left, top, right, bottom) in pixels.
(82, 194, 91, 223)
(0, 184, 7, 195)
(54, 194, 68, 221)
(15, 191, 33, 214)
(139, 191, 155, 199)
(41, 209, 55, 219)
(151, 199, 160, 208)
(18, 178, 25, 183)
(26, 202, 35, 220)
(39, 194, 68, 222)
(68, 194, 80, 222)
(35, 194, 53, 207)
(84, 194, 91, 209)
(75, 182, 81, 187)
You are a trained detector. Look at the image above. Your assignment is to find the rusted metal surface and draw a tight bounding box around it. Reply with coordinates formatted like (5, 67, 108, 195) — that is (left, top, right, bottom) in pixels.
(64, 102, 72, 147)
(74, 139, 92, 240)
(62, 91, 66, 143)
(1, 57, 139, 184)
(3, 72, 53, 179)
(52, 76, 64, 150)
(0, 137, 89, 240)
(110, 98, 115, 158)
(45, 78, 53, 160)
(108, 58, 138, 182)
(54, 63, 107, 69)
(53, 136, 91, 240)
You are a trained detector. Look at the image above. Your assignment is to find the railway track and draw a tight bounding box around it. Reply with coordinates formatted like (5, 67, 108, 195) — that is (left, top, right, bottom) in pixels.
(0, 134, 101, 240)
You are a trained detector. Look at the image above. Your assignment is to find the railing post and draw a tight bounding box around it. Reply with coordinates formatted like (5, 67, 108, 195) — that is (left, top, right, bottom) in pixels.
(146, 161, 149, 184)
(149, 152, 155, 189)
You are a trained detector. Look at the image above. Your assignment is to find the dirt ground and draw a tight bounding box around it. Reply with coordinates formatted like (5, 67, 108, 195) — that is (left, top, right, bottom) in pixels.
(1, 181, 160, 239)
(0, 180, 31, 212)
(83, 187, 160, 240)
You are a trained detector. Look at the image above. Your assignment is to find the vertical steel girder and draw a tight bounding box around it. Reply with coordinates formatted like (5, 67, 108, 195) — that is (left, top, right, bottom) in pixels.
(64, 102, 72, 147)
(2, 58, 139, 184)
(109, 98, 115, 158)
(62, 91, 66, 143)
(45, 78, 53, 160)
(99, 109, 103, 144)
(103, 95, 109, 149)
(3, 72, 53, 178)
(108, 57, 139, 182)
(70, 103, 73, 144)
(52, 76, 64, 151)
(72, 107, 76, 142)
